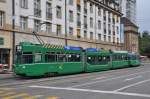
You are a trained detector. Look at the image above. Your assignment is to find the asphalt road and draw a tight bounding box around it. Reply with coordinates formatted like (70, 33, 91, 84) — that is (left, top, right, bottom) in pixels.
(0, 64, 150, 99)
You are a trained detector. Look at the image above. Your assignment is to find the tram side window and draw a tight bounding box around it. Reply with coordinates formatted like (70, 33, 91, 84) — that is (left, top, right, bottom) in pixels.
(87, 56, 92, 64)
(125, 55, 128, 60)
(102, 56, 110, 64)
(87, 56, 96, 65)
(67, 54, 81, 62)
(57, 54, 67, 62)
(16, 52, 22, 64)
(112, 55, 116, 61)
(22, 52, 33, 64)
(35, 53, 42, 63)
(98, 56, 102, 65)
(73, 54, 81, 62)
(45, 52, 56, 62)
(133, 55, 137, 60)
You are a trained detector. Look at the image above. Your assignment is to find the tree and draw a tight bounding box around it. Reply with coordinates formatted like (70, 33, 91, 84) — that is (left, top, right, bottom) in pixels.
(144, 44, 150, 58)
(139, 31, 150, 56)
(142, 31, 149, 37)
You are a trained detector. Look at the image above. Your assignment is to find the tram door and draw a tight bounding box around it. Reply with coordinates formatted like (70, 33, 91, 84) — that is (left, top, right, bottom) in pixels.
(82, 51, 87, 72)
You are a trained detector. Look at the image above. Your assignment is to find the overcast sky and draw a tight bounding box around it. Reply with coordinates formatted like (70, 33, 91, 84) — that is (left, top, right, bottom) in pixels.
(137, 0, 150, 32)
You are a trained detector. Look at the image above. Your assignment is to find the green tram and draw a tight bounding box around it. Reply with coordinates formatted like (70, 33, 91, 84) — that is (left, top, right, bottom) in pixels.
(13, 42, 141, 77)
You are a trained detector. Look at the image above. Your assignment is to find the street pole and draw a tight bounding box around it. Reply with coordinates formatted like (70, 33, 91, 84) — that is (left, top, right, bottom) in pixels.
(65, 0, 68, 46)
(95, 5, 97, 49)
(12, 0, 15, 65)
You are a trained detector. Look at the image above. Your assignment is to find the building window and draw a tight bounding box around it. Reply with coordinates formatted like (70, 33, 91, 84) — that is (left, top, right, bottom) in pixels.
(34, 0, 41, 18)
(68, 0, 73, 5)
(77, 5, 81, 12)
(103, 10, 106, 21)
(104, 35, 106, 42)
(98, 8, 101, 16)
(117, 26, 119, 34)
(77, 29, 81, 38)
(84, 1, 87, 14)
(90, 17, 93, 28)
(56, 24, 61, 35)
(20, 16, 28, 31)
(117, 16, 119, 23)
(84, 16, 87, 29)
(69, 10, 73, 22)
(117, 38, 119, 44)
(0, 11, 4, 27)
(90, 32, 93, 40)
(108, 36, 111, 42)
(46, 2, 52, 20)
(77, 13, 81, 28)
(98, 34, 101, 40)
(46, 23, 52, 34)
(84, 0, 87, 9)
(69, 27, 73, 35)
(108, 24, 111, 35)
(34, 19, 40, 32)
(113, 25, 115, 35)
(0, 37, 4, 45)
(113, 37, 115, 43)
(20, 0, 28, 9)
(113, 15, 115, 24)
(56, 6, 62, 19)
(98, 20, 101, 30)
(84, 31, 87, 39)
(90, 3, 93, 13)
(108, 12, 111, 22)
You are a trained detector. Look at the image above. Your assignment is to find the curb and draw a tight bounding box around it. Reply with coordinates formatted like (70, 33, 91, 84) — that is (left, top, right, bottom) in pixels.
(0, 72, 13, 74)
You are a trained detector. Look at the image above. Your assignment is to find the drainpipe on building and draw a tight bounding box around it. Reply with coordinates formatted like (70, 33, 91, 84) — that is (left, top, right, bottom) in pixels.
(65, 0, 68, 46)
(12, 0, 15, 70)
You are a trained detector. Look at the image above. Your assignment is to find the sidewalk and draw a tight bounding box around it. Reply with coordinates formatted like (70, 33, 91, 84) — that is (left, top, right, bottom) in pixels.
(0, 71, 14, 79)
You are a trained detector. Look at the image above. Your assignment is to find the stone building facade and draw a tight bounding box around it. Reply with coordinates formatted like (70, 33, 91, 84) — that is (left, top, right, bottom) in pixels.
(0, 0, 122, 69)
(123, 18, 139, 53)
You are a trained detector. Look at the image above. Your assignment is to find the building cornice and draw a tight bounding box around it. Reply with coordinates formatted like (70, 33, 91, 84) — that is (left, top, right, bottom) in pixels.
(87, 0, 123, 16)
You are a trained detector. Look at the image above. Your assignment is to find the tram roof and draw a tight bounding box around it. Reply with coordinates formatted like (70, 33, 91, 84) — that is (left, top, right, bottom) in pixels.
(112, 51, 128, 54)
(18, 42, 82, 53)
(86, 51, 110, 56)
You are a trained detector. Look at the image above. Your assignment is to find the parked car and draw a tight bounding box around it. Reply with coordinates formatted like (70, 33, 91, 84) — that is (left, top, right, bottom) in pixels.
(0, 64, 9, 73)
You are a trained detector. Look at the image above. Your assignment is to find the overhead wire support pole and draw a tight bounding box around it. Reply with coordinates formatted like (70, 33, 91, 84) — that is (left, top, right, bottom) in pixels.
(65, 0, 68, 46)
(12, 0, 15, 65)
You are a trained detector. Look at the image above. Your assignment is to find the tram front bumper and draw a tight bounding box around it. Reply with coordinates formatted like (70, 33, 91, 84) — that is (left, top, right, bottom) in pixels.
(13, 65, 27, 75)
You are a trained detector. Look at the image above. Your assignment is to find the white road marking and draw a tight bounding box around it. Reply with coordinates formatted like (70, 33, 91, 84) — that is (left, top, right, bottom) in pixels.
(114, 78, 150, 92)
(92, 76, 108, 80)
(70, 71, 150, 88)
(124, 76, 142, 81)
(29, 85, 150, 98)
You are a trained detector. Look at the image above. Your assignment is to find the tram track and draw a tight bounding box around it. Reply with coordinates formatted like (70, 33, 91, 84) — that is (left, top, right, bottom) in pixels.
(0, 65, 148, 88)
